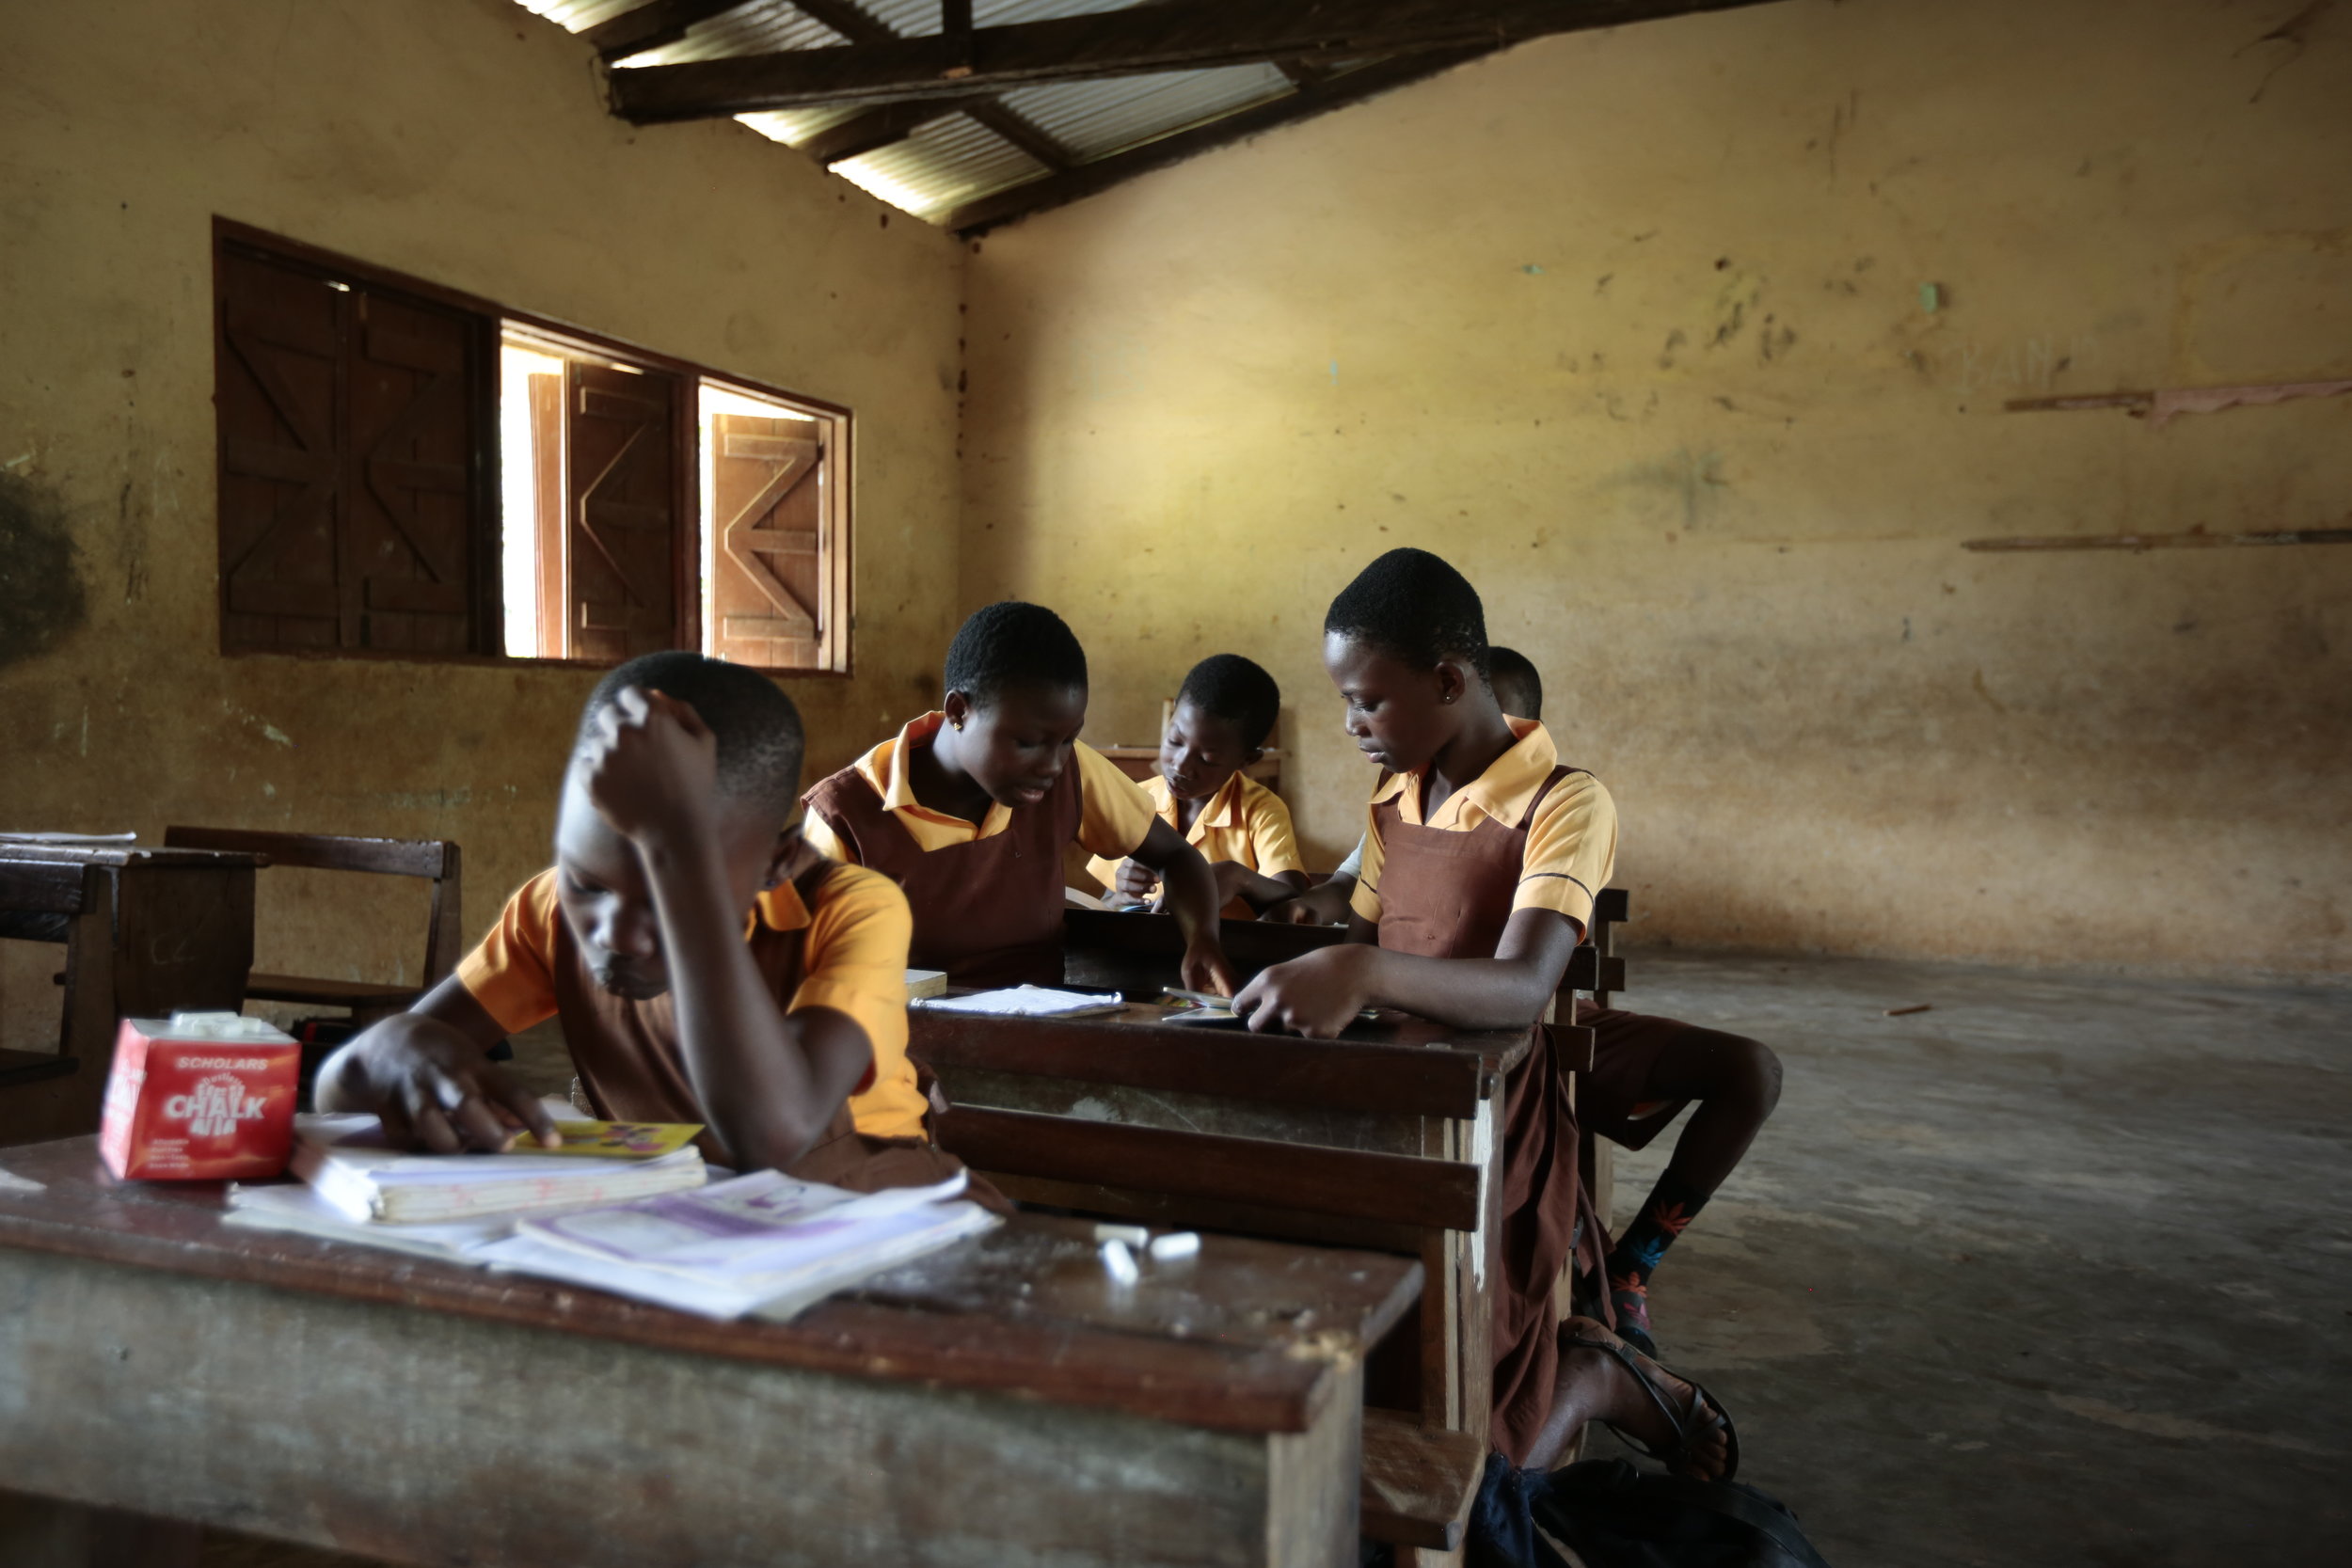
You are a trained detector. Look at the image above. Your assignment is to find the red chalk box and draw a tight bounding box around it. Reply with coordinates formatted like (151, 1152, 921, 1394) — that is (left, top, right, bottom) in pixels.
(100, 1013, 301, 1181)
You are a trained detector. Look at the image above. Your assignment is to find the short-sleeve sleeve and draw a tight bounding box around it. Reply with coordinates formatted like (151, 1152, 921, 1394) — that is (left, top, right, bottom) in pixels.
(799, 811, 852, 864)
(1072, 741, 1161, 859)
(1246, 786, 1307, 879)
(1514, 773, 1618, 935)
(795, 865, 925, 1141)
(1347, 805, 1388, 924)
(453, 870, 564, 1037)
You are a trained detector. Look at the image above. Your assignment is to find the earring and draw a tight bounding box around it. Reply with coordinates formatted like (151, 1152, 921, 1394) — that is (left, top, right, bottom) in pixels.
(951, 718, 964, 731)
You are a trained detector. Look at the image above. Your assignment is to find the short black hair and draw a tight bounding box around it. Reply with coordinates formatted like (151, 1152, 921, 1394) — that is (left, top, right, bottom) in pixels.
(578, 652, 804, 821)
(943, 601, 1089, 707)
(1323, 547, 1489, 676)
(1177, 654, 1281, 751)
(1486, 646, 1543, 721)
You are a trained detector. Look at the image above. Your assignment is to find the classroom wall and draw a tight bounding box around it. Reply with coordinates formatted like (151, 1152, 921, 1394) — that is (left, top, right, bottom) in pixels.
(961, 0, 2352, 975)
(0, 0, 963, 1044)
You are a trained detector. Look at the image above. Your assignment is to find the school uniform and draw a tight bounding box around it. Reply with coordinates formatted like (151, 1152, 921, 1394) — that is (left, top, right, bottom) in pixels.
(456, 860, 954, 1187)
(1084, 770, 1306, 918)
(1350, 718, 1615, 1466)
(801, 711, 1159, 988)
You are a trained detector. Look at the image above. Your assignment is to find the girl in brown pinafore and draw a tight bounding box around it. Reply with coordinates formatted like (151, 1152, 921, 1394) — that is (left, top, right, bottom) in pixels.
(803, 601, 1237, 998)
(1235, 550, 1737, 1481)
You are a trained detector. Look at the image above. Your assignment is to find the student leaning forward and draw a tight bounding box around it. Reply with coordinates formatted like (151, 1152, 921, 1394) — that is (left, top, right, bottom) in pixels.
(1235, 548, 1737, 1480)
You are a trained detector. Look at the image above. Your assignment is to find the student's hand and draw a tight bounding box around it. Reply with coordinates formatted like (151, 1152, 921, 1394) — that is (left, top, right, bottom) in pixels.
(581, 687, 719, 847)
(1179, 939, 1240, 999)
(1112, 858, 1160, 903)
(1263, 879, 1355, 927)
(1208, 860, 1254, 911)
(315, 1014, 559, 1154)
(1232, 945, 1374, 1038)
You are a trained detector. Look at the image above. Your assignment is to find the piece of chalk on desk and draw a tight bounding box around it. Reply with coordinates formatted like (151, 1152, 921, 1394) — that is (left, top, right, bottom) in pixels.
(1093, 1222, 1150, 1246)
(1148, 1231, 1200, 1261)
(1100, 1238, 1140, 1285)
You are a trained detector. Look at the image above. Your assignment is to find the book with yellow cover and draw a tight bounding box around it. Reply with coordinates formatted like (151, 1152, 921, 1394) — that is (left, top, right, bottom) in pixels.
(525, 1120, 704, 1160)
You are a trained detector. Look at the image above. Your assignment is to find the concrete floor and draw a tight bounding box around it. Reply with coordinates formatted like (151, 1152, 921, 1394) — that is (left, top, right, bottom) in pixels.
(1596, 949, 2352, 1567)
(103, 951, 2352, 1565)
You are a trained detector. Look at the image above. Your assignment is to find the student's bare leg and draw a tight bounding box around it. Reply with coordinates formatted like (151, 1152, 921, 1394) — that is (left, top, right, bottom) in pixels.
(1523, 1316, 1732, 1478)
(1605, 1024, 1783, 1353)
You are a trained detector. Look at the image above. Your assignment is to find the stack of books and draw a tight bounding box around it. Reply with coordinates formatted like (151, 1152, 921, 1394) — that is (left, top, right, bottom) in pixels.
(475, 1168, 998, 1320)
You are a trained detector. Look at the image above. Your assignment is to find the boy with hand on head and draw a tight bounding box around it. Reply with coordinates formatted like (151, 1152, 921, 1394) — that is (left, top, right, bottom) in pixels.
(317, 653, 961, 1193)
(1232, 551, 1734, 1481)
(1086, 654, 1310, 919)
(803, 602, 1236, 995)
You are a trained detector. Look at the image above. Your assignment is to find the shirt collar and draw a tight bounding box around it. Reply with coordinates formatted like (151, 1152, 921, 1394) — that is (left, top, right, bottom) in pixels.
(866, 710, 1012, 839)
(1373, 719, 1557, 829)
(750, 873, 812, 936)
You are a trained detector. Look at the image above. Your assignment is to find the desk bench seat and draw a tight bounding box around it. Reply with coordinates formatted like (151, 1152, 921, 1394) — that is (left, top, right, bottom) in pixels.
(1360, 1408, 1485, 1555)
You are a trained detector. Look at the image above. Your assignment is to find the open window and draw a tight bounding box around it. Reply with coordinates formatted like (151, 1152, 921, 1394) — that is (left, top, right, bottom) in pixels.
(215, 222, 851, 674)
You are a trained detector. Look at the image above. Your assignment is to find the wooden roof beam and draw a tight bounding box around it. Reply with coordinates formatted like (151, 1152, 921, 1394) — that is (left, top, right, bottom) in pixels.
(794, 98, 984, 166)
(610, 0, 1782, 120)
(784, 1, 1077, 174)
(947, 45, 1492, 235)
(583, 0, 761, 62)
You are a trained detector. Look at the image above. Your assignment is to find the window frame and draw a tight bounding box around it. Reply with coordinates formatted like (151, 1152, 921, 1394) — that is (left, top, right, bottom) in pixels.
(210, 218, 856, 676)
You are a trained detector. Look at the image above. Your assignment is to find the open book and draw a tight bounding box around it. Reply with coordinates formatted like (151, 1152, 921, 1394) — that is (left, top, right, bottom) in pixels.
(909, 985, 1125, 1020)
(474, 1168, 998, 1320)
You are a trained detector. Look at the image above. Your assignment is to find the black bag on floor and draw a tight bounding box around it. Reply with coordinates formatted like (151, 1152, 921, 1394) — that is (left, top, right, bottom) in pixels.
(1468, 1454, 1832, 1568)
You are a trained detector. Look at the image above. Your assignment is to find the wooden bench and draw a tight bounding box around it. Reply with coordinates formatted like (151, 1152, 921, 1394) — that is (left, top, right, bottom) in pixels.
(162, 827, 462, 1023)
(1360, 1408, 1486, 1560)
(0, 844, 258, 1148)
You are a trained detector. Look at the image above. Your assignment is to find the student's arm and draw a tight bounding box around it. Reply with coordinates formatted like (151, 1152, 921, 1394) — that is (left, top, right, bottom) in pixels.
(1263, 830, 1365, 926)
(1129, 820, 1240, 995)
(1208, 861, 1312, 912)
(1232, 906, 1581, 1038)
(588, 690, 871, 1171)
(315, 975, 560, 1152)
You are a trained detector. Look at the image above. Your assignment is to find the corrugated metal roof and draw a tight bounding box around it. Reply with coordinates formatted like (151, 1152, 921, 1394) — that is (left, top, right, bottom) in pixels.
(516, 1, 1320, 226)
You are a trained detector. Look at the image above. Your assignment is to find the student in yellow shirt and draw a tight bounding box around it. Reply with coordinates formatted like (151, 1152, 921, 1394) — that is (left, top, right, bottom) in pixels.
(1235, 549, 1734, 1480)
(1087, 654, 1310, 918)
(803, 601, 1236, 996)
(317, 653, 961, 1190)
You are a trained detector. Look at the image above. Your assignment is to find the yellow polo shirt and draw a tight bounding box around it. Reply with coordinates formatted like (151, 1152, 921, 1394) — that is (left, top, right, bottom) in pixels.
(802, 710, 1159, 862)
(1350, 719, 1617, 937)
(1085, 771, 1306, 916)
(455, 863, 927, 1142)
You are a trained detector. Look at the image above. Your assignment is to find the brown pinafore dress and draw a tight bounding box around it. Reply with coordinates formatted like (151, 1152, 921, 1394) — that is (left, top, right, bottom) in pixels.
(1370, 764, 1609, 1467)
(803, 752, 1083, 989)
(551, 861, 983, 1198)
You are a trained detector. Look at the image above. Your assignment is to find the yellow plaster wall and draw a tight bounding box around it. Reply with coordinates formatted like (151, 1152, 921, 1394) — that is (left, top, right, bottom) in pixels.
(0, 0, 963, 1043)
(961, 0, 2352, 974)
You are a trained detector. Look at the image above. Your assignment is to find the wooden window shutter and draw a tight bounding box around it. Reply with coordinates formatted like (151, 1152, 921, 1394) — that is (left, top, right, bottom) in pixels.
(707, 412, 826, 670)
(564, 363, 686, 663)
(215, 244, 491, 653)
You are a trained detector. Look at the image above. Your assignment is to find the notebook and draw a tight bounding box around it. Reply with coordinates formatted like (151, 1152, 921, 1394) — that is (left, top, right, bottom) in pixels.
(475, 1167, 998, 1320)
(908, 985, 1126, 1020)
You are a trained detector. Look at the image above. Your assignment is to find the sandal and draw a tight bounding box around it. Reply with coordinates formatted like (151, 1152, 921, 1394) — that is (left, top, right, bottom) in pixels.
(1560, 1330, 1740, 1483)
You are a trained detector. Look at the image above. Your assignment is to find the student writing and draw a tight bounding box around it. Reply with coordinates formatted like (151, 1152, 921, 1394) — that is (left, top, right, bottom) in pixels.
(1271, 644, 1783, 1355)
(803, 602, 1237, 994)
(1086, 654, 1310, 918)
(1234, 549, 1734, 1478)
(317, 654, 961, 1193)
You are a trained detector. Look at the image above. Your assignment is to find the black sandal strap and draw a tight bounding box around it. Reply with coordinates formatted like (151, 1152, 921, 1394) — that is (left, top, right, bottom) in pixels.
(1559, 1335, 1726, 1468)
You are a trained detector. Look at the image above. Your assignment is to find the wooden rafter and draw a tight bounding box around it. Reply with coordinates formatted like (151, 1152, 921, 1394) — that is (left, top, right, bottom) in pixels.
(771, 0, 1076, 173)
(946, 45, 1490, 234)
(608, 0, 1778, 120)
(796, 97, 983, 165)
(584, 0, 760, 61)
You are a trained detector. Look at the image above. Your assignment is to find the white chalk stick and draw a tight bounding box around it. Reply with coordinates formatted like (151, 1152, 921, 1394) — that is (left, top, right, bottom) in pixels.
(1148, 1231, 1200, 1261)
(1099, 1238, 1140, 1285)
(1093, 1222, 1150, 1246)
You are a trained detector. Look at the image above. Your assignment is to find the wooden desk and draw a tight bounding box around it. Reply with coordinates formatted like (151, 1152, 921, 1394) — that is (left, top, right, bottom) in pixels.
(0, 845, 259, 1148)
(915, 917, 1541, 1445)
(0, 1137, 1418, 1568)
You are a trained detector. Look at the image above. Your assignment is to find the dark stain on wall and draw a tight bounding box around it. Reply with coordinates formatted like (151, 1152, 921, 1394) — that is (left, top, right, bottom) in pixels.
(0, 473, 88, 669)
